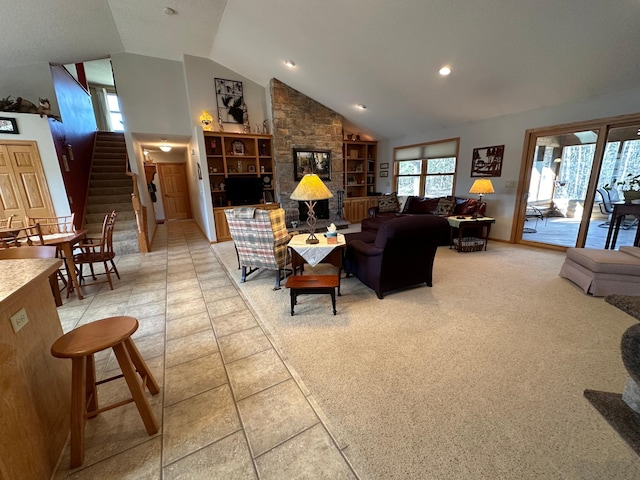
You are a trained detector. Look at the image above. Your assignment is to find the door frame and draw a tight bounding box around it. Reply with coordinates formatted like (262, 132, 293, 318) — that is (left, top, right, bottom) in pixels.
(512, 112, 640, 249)
(156, 162, 192, 220)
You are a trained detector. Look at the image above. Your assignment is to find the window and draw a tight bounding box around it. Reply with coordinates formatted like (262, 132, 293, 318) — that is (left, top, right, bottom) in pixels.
(106, 93, 124, 132)
(394, 138, 458, 197)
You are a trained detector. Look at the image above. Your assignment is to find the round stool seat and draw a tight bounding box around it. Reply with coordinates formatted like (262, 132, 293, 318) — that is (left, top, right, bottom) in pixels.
(52, 316, 138, 358)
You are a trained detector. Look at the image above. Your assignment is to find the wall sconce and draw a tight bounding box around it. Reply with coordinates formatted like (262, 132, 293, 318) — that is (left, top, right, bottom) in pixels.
(200, 111, 213, 131)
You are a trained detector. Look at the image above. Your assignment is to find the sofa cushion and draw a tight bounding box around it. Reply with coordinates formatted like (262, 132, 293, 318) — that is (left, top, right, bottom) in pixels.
(378, 192, 400, 213)
(403, 196, 440, 214)
(434, 198, 456, 216)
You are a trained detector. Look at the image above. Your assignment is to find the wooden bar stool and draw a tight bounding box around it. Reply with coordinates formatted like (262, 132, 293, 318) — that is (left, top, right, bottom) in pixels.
(51, 316, 160, 468)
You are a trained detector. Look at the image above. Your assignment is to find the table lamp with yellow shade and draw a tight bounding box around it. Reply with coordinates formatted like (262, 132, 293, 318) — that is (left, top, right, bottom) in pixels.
(469, 178, 494, 218)
(290, 174, 333, 244)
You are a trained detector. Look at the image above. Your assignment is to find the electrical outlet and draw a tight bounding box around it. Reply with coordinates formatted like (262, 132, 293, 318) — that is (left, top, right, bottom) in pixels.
(10, 308, 29, 333)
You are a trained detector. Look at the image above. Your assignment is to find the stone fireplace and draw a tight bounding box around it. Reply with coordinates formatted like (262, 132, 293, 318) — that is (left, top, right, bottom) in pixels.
(298, 199, 330, 221)
(269, 78, 344, 225)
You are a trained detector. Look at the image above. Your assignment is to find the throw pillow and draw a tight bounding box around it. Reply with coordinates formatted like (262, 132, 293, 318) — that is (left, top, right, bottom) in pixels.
(455, 199, 478, 216)
(433, 198, 456, 216)
(404, 196, 440, 214)
(378, 192, 400, 213)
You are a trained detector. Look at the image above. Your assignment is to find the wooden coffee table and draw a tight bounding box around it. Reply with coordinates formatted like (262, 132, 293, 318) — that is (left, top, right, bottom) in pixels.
(285, 274, 339, 315)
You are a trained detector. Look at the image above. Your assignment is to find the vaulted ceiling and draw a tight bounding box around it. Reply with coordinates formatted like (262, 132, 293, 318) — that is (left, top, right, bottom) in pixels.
(3, 0, 640, 140)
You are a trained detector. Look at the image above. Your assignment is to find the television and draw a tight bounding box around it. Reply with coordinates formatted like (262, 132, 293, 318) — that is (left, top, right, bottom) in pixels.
(225, 176, 264, 205)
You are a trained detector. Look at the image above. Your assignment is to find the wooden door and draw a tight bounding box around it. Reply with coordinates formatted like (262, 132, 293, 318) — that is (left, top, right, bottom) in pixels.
(0, 142, 54, 226)
(157, 163, 191, 220)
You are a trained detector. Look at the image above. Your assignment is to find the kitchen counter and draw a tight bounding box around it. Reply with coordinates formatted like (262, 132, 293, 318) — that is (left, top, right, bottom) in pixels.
(0, 257, 70, 480)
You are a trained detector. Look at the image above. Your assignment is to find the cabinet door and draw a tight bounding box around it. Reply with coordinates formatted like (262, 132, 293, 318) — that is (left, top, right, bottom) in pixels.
(0, 142, 55, 225)
(213, 209, 231, 242)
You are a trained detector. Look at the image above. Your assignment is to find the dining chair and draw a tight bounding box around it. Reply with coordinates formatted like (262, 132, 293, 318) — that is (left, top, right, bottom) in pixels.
(72, 211, 120, 290)
(0, 215, 14, 228)
(25, 213, 75, 235)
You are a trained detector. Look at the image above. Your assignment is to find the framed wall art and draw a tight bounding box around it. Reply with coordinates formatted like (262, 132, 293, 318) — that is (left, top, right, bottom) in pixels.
(0, 117, 19, 134)
(215, 78, 244, 124)
(380, 163, 389, 169)
(293, 149, 331, 181)
(471, 144, 504, 177)
(380, 171, 389, 177)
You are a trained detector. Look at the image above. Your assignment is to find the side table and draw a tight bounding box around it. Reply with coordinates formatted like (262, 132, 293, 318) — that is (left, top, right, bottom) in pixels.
(447, 216, 495, 252)
(287, 233, 346, 294)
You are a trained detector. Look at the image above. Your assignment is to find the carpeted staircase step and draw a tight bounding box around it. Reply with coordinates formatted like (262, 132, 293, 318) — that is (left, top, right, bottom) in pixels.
(85, 210, 136, 225)
(90, 179, 132, 188)
(85, 202, 133, 214)
(89, 186, 132, 196)
(86, 194, 133, 205)
(91, 172, 129, 180)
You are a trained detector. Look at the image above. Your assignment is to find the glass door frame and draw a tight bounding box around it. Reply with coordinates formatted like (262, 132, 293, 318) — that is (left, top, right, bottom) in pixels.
(512, 112, 640, 249)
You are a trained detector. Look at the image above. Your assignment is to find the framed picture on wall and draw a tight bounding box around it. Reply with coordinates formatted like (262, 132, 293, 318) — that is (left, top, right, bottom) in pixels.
(471, 144, 504, 177)
(380, 171, 389, 177)
(0, 117, 19, 134)
(293, 149, 331, 181)
(215, 78, 244, 124)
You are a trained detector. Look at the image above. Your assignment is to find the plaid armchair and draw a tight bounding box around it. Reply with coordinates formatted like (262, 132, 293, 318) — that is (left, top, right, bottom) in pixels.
(224, 207, 293, 289)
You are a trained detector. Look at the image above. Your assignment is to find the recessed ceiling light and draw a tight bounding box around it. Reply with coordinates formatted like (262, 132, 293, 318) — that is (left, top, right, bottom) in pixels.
(439, 66, 451, 76)
(284, 60, 296, 69)
(356, 104, 367, 110)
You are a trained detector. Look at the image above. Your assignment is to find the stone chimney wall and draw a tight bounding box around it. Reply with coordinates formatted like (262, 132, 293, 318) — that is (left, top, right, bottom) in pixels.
(269, 78, 343, 222)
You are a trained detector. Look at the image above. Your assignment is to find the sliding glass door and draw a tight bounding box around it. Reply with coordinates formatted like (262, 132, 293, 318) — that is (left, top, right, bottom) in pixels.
(516, 114, 640, 249)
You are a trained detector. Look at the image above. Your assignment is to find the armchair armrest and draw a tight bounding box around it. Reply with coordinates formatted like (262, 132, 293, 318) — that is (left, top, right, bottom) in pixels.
(347, 239, 384, 257)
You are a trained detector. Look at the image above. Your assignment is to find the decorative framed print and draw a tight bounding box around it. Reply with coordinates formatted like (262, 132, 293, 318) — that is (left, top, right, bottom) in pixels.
(293, 148, 331, 181)
(247, 164, 256, 173)
(215, 78, 244, 124)
(0, 117, 19, 134)
(380, 163, 389, 169)
(231, 140, 246, 156)
(471, 145, 504, 177)
(380, 171, 389, 177)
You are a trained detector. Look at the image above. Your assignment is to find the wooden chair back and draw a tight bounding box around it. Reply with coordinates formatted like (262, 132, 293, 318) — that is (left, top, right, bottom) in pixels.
(0, 215, 14, 228)
(25, 214, 75, 235)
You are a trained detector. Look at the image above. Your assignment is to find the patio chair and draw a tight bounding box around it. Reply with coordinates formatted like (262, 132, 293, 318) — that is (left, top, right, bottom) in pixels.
(224, 207, 294, 289)
(597, 188, 637, 229)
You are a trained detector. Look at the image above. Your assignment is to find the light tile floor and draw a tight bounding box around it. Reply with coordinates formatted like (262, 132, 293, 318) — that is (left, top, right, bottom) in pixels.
(53, 220, 359, 480)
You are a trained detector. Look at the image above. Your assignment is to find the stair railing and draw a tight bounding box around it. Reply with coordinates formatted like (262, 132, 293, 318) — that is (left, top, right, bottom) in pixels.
(128, 172, 150, 253)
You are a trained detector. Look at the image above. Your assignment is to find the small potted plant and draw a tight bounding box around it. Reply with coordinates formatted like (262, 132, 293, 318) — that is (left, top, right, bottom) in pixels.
(610, 173, 640, 202)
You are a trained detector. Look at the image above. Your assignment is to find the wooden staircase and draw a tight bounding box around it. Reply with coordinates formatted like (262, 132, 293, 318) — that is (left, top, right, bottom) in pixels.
(83, 132, 139, 255)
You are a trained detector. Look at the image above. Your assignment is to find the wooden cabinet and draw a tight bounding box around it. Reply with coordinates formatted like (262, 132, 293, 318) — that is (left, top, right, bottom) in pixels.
(203, 132, 274, 208)
(213, 203, 281, 242)
(343, 197, 378, 223)
(343, 140, 377, 199)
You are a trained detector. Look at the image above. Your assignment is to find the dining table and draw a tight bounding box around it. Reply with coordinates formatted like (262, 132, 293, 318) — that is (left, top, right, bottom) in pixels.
(40, 229, 88, 300)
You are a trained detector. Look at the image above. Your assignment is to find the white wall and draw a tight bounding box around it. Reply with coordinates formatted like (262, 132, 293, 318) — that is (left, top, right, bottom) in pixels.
(183, 55, 268, 134)
(188, 126, 216, 241)
(111, 53, 191, 136)
(382, 87, 640, 241)
(0, 63, 59, 115)
(0, 113, 70, 217)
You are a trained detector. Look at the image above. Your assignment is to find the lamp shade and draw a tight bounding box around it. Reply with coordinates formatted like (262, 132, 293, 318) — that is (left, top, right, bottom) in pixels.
(469, 178, 495, 195)
(290, 174, 333, 201)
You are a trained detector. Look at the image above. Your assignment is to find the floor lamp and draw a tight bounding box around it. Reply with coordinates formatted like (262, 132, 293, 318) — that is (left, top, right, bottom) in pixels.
(290, 174, 333, 244)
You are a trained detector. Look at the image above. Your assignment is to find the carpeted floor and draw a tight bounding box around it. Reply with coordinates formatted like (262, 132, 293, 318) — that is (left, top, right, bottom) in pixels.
(212, 239, 640, 479)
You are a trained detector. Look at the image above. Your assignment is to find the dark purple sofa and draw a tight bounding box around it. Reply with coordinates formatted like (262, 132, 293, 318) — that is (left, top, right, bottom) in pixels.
(344, 215, 450, 299)
(361, 195, 486, 236)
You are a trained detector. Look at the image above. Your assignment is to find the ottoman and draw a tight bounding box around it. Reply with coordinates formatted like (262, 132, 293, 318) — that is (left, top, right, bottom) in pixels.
(559, 246, 640, 296)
